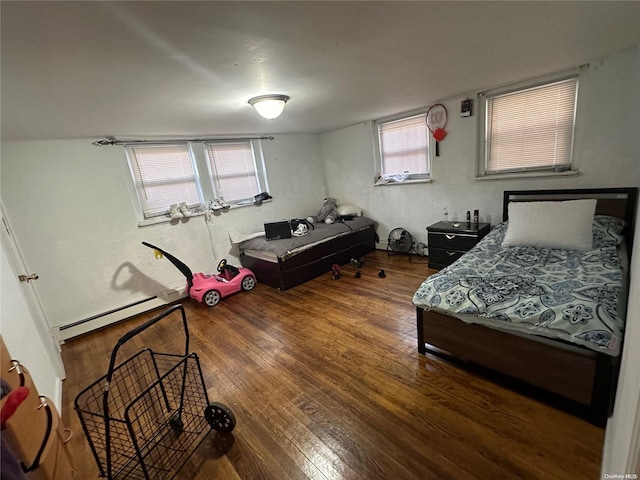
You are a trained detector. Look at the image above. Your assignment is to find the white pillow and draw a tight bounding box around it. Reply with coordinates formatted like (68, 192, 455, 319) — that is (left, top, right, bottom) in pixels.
(502, 199, 597, 251)
(337, 205, 362, 216)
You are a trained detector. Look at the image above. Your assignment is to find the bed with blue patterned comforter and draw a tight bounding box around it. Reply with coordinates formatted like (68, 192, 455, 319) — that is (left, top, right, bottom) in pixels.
(413, 218, 627, 356)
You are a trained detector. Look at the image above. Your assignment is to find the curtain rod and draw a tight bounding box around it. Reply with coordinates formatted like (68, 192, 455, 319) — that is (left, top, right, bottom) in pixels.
(92, 135, 274, 146)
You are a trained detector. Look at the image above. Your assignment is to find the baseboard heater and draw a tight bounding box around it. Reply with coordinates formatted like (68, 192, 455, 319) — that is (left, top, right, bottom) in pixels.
(57, 290, 186, 341)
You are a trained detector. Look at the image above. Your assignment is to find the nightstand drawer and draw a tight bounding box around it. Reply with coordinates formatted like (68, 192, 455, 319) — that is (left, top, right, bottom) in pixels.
(429, 247, 466, 268)
(427, 222, 491, 269)
(428, 231, 479, 251)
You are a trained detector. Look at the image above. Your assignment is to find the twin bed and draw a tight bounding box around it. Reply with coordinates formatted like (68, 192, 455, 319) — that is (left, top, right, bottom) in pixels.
(239, 216, 377, 290)
(414, 188, 637, 426)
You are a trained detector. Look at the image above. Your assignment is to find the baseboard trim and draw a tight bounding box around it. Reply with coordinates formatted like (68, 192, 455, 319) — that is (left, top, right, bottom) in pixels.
(56, 290, 187, 340)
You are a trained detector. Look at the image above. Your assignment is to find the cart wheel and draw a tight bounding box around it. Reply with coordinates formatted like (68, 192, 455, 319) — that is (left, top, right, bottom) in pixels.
(217, 259, 227, 272)
(169, 414, 184, 433)
(241, 275, 256, 291)
(203, 290, 220, 307)
(205, 402, 236, 433)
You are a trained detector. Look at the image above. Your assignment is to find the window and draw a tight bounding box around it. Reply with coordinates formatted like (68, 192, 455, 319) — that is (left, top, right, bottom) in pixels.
(205, 142, 260, 202)
(126, 140, 268, 220)
(126, 144, 202, 218)
(480, 74, 578, 176)
(375, 113, 430, 182)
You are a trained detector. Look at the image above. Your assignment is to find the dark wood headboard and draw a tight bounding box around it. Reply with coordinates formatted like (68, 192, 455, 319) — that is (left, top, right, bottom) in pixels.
(503, 187, 638, 253)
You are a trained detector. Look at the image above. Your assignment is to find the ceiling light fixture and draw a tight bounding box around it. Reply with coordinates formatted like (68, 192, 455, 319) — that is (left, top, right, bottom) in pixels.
(248, 94, 290, 119)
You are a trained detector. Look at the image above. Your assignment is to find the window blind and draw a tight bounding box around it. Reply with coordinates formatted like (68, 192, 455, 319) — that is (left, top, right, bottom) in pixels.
(379, 114, 429, 176)
(127, 144, 201, 217)
(206, 142, 259, 202)
(485, 78, 577, 173)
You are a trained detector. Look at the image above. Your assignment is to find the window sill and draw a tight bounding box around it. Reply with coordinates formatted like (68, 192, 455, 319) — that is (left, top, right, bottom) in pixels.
(138, 212, 205, 227)
(475, 169, 579, 181)
(374, 178, 432, 186)
(136, 199, 271, 227)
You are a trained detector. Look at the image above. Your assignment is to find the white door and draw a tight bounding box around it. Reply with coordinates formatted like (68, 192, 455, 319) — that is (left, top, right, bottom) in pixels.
(1, 203, 65, 403)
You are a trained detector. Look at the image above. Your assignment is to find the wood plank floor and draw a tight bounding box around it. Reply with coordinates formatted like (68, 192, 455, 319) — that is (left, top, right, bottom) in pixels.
(61, 250, 604, 479)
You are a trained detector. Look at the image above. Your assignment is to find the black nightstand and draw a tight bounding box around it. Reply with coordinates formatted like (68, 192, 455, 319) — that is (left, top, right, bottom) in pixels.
(427, 221, 490, 269)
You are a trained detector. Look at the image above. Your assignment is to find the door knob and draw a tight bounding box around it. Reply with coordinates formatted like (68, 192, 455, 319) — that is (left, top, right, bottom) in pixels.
(18, 273, 39, 282)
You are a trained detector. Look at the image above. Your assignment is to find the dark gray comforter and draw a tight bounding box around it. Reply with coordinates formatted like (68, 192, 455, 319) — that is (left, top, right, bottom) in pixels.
(239, 216, 376, 261)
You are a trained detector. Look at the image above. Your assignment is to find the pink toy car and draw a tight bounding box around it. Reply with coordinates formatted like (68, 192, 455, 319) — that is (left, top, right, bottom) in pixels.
(143, 242, 256, 306)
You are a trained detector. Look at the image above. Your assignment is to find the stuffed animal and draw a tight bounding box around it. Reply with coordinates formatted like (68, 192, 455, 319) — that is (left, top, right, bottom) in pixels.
(307, 197, 339, 224)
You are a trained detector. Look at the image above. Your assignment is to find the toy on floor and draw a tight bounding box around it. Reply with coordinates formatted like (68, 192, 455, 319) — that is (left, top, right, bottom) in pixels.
(331, 264, 341, 280)
(350, 257, 364, 278)
(142, 242, 256, 307)
(350, 257, 364, 269)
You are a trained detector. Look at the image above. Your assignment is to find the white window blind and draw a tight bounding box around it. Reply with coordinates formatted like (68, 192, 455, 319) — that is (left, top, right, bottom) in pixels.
(378, 114, 429, 177)
(485, 77, 577, 173)
(205, 142, 260, 202)
(127, 144, 201, 218)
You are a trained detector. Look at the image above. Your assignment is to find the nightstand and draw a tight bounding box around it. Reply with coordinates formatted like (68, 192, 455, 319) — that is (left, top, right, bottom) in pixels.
(427, 221, 490, 269)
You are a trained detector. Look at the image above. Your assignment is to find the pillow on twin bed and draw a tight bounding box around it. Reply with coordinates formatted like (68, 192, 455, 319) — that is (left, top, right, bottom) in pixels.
(337, 205, 363, 216)
(502, 199, 597, 251)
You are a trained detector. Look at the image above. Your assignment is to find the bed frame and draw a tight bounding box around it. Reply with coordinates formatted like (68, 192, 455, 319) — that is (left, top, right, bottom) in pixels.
(240, 223, 377, 290)
(417, 187, 638, 426)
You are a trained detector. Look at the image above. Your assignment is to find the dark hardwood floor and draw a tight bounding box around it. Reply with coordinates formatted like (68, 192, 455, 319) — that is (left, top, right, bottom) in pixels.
(61, 250, 604, 479)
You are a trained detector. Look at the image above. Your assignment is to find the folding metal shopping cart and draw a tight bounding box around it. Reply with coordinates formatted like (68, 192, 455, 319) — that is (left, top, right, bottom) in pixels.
(75, 304, 235, 480)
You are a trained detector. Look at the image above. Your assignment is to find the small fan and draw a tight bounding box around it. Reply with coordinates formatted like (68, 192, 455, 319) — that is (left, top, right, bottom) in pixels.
(387, 228, 414, 255)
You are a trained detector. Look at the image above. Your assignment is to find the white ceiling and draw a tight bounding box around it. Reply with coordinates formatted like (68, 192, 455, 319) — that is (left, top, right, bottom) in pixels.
(2, 1, 639, 141)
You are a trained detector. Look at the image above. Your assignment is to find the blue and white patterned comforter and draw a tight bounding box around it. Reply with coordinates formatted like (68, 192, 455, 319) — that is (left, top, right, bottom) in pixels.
(413, 221, 626, 356)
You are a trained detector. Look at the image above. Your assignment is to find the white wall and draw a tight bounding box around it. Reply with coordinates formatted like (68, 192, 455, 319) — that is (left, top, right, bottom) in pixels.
(0, 134, 327, 331)
(320, 47, 640, 246)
